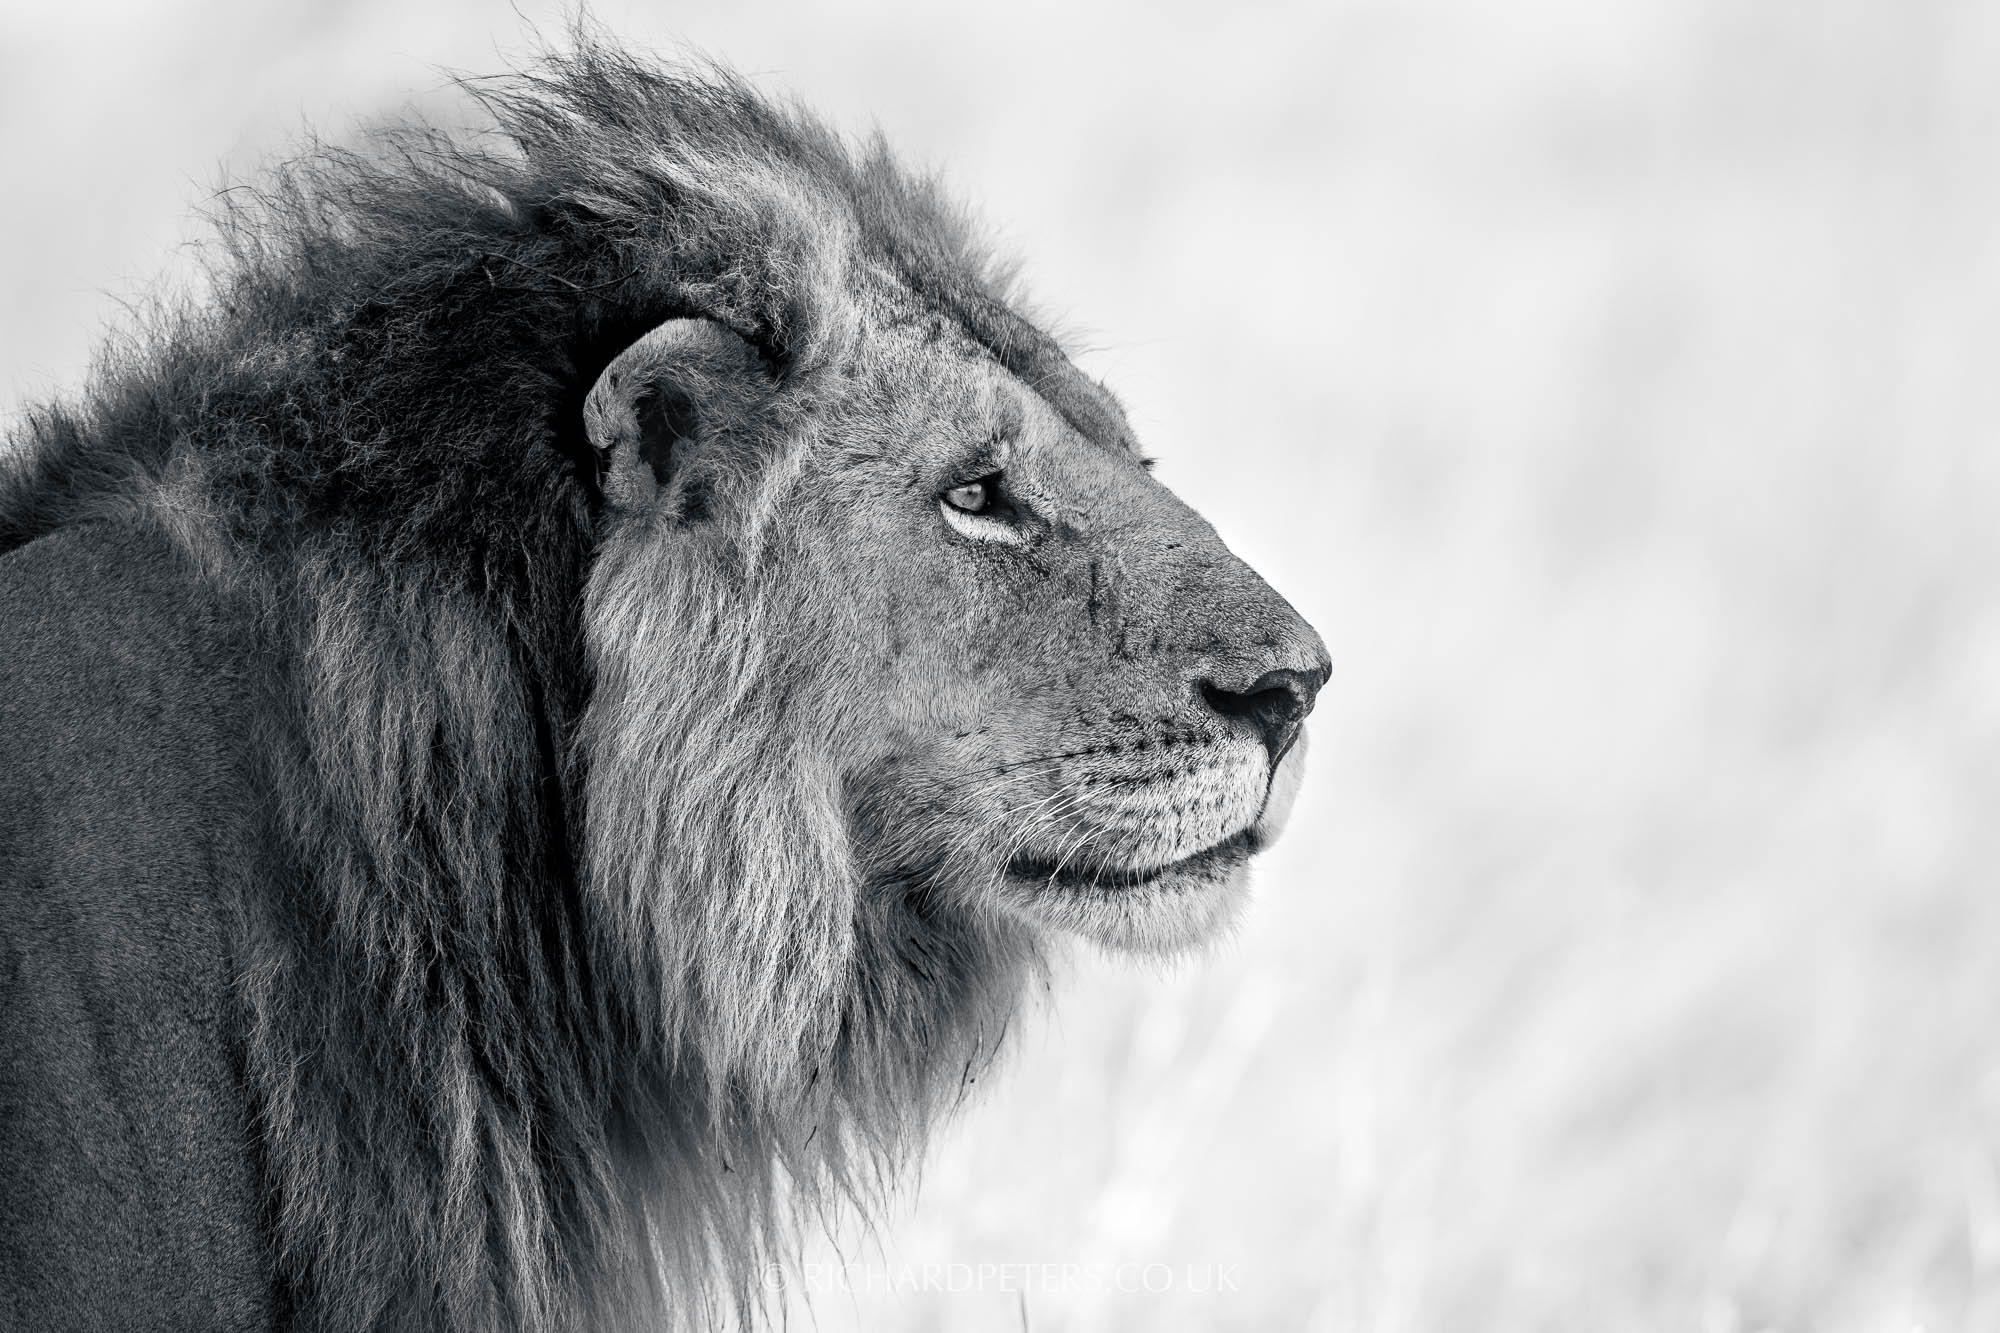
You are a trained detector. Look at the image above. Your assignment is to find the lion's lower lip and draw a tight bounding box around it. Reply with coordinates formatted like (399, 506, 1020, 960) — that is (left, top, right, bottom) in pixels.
(1005, 827, 1259, 891)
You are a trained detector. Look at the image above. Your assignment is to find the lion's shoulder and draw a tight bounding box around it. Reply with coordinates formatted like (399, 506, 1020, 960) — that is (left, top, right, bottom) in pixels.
(0, 520, 265, 933)
(0, 520, 273, 1329)
(0, 519, 248, 800)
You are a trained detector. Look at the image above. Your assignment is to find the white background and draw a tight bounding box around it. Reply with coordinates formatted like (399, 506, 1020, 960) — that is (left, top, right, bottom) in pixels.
(5, 2, 1999, 1329)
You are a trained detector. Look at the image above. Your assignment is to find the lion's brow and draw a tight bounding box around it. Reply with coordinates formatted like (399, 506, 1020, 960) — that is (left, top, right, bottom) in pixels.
(991, 395, 1025, 442)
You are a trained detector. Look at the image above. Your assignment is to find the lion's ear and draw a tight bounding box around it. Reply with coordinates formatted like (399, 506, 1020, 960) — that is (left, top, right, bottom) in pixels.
(583, 318, 769, 515)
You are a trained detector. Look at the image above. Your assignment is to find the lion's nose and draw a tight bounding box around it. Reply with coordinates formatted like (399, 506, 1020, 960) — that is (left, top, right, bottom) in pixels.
(1197, 664, 1328, 766)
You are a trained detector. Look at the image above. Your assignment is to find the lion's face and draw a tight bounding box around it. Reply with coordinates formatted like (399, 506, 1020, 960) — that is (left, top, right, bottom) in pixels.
(585, 310, 1326, 956)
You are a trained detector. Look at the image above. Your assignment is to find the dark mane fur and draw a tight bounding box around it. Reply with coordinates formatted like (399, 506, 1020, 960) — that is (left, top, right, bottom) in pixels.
(0, 38, 1068, 1331)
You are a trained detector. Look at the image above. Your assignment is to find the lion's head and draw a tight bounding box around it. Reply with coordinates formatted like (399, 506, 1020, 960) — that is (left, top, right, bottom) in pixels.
(582, 310, 1325, 960)
(574, 287, 1326, 1175)
(0, 37, 1324, 1332)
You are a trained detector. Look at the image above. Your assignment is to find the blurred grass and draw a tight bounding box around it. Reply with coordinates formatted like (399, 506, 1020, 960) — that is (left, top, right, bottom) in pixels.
(5, 1, 1999, 1329)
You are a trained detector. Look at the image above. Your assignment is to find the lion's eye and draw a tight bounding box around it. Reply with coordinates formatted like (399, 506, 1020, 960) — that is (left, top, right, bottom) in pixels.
(942, 475, 998, 515)
(938, 470, 1028, 545)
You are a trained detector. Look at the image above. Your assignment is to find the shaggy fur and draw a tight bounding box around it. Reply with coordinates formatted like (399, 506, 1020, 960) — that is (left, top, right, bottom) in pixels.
(0, 44, 1044, 1331)
(0, 35, 1326, 1333)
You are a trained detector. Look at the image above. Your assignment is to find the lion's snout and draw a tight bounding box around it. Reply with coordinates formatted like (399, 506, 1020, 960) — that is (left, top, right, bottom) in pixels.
(1196, 663, 1328, 766)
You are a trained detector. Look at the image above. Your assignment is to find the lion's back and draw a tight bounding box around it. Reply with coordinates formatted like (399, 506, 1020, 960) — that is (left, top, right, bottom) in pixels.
(0, 522, 274, 1330)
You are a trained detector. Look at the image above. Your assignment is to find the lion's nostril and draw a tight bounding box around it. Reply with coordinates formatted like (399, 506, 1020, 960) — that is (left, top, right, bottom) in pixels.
(1197, 667, 1325, 764)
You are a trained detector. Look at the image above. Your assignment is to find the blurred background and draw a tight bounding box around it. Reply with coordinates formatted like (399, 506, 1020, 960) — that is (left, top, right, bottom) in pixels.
(5, 1, 1998, 1328)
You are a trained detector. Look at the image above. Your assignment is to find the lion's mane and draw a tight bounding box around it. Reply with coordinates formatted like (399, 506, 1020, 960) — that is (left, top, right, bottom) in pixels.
(0, 40, 1074, 1331)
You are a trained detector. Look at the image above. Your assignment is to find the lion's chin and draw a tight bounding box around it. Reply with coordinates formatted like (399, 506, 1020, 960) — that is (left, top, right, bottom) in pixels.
(998, 832, 1255, 955)
(996, 734, 1310, 955)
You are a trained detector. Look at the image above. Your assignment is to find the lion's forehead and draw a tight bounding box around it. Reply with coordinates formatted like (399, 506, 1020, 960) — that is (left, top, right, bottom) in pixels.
(841, 286, 1138, 463)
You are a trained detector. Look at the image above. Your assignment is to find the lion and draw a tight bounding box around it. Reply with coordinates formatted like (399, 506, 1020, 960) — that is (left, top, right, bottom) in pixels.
(0, 39, 1326, 1333)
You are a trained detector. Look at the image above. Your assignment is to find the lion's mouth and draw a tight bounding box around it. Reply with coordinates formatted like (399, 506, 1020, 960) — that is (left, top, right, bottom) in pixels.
(1005, 826, 1260, 892)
